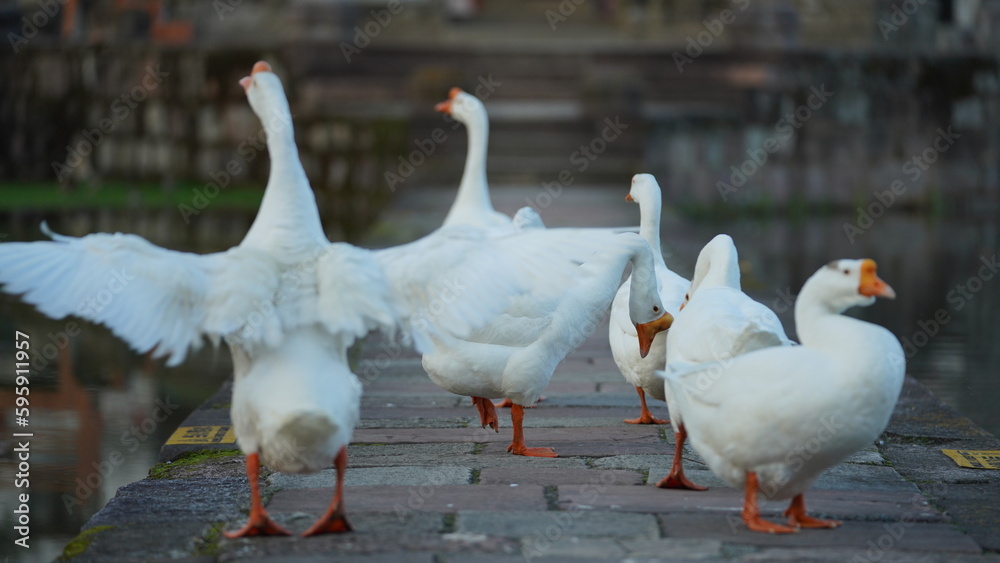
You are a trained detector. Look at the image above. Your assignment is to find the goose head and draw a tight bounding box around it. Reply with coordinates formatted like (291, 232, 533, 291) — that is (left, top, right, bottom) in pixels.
(633, 298, 673, 358)
(627, 254, 674, 358)
(801, 259, 896, 314)
(625, 173, 663, 208)
(684, 234, 741, 308)
(435, 87, 488, 130)
(239, 61, 293, 139)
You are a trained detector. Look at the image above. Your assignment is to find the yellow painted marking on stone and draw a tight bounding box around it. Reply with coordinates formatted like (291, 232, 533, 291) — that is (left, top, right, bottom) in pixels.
(166, 425, 236, 445)
(941, 449, 1000, 469)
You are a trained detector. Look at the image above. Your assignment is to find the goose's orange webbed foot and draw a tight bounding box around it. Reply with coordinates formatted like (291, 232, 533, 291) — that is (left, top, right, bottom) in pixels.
(784, 494, 841, 529)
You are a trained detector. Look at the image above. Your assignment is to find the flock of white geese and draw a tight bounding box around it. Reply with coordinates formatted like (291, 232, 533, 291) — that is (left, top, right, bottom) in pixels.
(0, 62, 905, 537)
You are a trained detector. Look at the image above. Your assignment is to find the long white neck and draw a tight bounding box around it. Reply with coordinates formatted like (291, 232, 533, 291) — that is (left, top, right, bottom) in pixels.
(241, 113, 327, 254)
(637, 189, 662, 258)
(691, 243, 740, 294)
(573, 234, 661, 322)
(443, 112, 492, 225)
(617, 235, 663, 320)
(794, 276, 879, 358)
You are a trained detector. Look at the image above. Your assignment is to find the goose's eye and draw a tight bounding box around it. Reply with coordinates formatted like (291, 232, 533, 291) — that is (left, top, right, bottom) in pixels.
(843, 269, 850, 276)
(653, 306, 660, 313)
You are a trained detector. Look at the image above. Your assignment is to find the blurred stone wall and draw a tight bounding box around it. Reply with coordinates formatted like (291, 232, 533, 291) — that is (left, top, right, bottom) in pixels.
(0, 0, 997, 215)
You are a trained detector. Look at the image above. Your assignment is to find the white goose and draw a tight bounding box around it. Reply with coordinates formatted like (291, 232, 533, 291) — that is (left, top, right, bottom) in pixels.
(421, 231, 674, 457)
(656, 234, 794, 490)
(0, 62, 643, 537)
(609, 174, 689, 425)
(434, 87, 511, 230)
(660, 259, 903, 533)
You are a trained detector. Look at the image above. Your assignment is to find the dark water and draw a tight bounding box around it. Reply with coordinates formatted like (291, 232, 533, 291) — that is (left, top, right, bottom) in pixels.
(0, 193, 997, 560)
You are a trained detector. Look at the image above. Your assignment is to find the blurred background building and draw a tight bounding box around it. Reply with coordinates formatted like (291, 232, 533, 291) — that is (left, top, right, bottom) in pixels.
(1, 0, 997, 240)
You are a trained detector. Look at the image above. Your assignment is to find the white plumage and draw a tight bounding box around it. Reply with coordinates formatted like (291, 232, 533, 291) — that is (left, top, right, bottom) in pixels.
(435, 87, 512, 230)
(609, 174, 689, 425)
(660, 259, 904, 533)
(653, 233, 794, 490)
(0, 62, 642, 536)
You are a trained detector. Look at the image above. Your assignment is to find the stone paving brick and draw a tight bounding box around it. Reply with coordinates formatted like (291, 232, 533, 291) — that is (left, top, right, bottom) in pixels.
(738, 547, 997, 562)
(535, 393, 652, 408)
(354, 425, 664, 450)
(443, 454, 592, 470)
(349, 442, 475, 458)
(273, 511, 445, 537)
(363, 404, 646, 422)
(519, 415, 644, 428)
(70, 524, 220, 562)
(363, 380, 445, 393)
(478, 437, 669, 457)
(360, 406, 479, 419)
(216, 532, 519, 562)
(359, 416, 476, 429)
(239, 554, 438, 563)
(558, 486, 945, 523)
(353, 427, 511, 444)
(267, 484, 548, 514)
(478, 467, 643, 486)
(486, 406, 645, 420)
(659, 515, 982, 553)
(458, 510, 660, 539)
(619, 537, 725, 559)
(361, 393, 464, 409)
(520, 536, 629, 560)
(447, 381, 598, 396)
(811, 462, 921, 493)
(269, 465, 473, 488)
(843, 446, 886, 465)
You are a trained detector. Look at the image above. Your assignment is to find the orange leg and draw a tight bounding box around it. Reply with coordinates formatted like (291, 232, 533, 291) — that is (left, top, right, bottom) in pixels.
(506, 404, 557, 457)
(471, 397, 500, 432)
(741, 472, 798, 534)
(624, 387, 669, 424)
(784, 493, 841, 529)
(655, 424, 707, 490)
(302, 446, 353, 536)
(224, 453, 293, 538)
(494, 396, 546, 408)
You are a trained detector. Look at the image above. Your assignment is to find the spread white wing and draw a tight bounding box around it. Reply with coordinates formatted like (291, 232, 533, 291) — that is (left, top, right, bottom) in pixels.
(0, 227, 281, 365)
(373, 225, 632, 353)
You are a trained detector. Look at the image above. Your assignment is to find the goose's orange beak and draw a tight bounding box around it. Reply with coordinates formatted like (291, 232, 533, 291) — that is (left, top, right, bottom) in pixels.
(435, 87, 463, 114)
(625, 194, 634, 202)
(635, 312, 673, 358)
(858, 259, 896, 299)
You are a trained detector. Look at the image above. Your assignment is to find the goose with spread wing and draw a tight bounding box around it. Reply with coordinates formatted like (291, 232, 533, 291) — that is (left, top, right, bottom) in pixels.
(0, 62, 657, 537)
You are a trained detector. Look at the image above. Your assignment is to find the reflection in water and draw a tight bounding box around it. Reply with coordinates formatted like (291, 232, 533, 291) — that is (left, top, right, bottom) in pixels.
(0, 209, 236, 560)
(0, 202, 996, 560)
